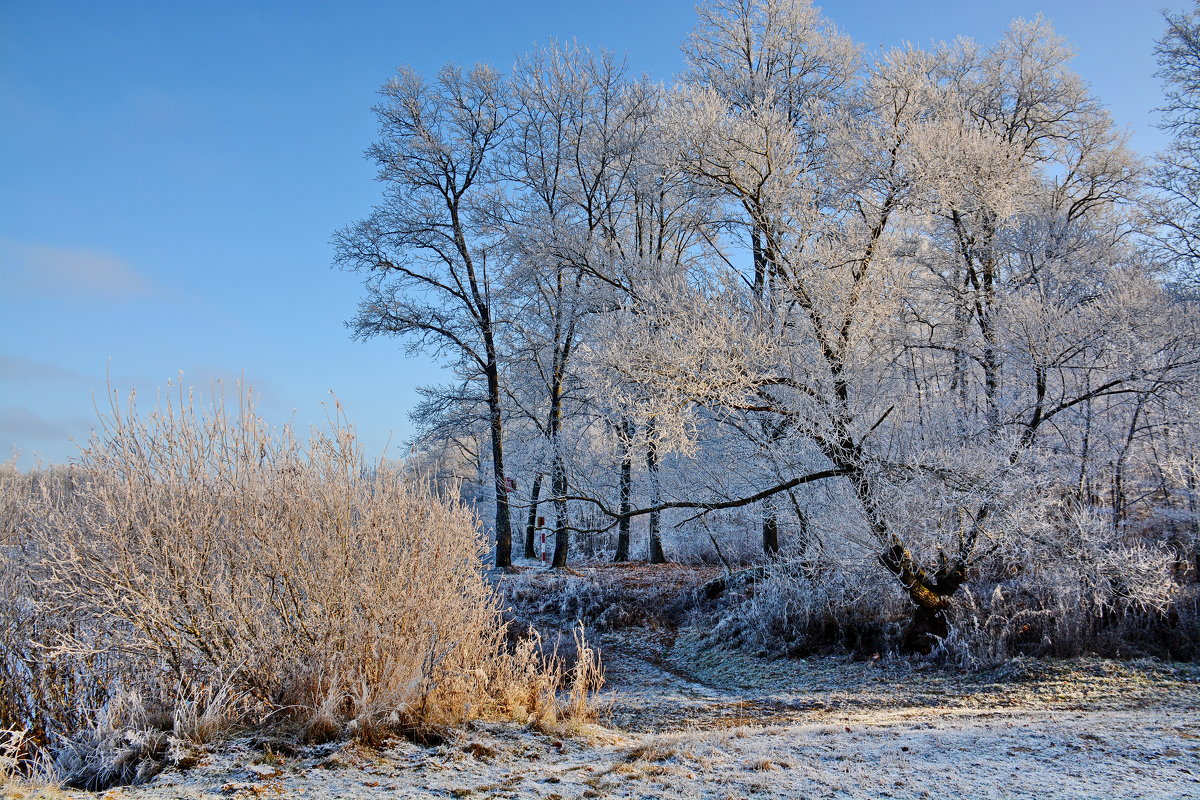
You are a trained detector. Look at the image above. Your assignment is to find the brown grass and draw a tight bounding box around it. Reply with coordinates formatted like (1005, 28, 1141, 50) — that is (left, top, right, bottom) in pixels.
(0, 383, 595, 789)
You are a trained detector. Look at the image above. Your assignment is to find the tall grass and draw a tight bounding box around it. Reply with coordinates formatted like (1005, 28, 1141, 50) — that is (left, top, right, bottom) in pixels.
(0, 384, 591, 789)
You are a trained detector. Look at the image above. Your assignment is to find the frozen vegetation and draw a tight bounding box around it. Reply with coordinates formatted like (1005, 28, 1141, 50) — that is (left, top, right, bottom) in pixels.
(0, 393, 598, 794)
(335, 0, 1200, 662)
(7, 0, 1200, 797)
(5, 566, 1199, 799)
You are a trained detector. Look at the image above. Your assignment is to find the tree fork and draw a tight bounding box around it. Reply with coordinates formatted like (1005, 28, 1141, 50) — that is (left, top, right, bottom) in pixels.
(879, 543, 968, 654)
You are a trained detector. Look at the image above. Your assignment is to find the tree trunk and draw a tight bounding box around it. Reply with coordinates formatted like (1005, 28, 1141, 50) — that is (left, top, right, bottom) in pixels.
(751, 226, 766, 297)
(901, 604, 951, 654)
(762, 508, 779, 557)
(524, 473, 543, 560)
(835, 447, 969, 655)
(646, 422, 666, 564)
(485, 361, 514, 569)
(1111, 397, 1145, 534)
(545, 306, 574, 569)
(1187, 453, 1200, 575)
(614, 418, 633, 562)
(551, 442, 570, 569)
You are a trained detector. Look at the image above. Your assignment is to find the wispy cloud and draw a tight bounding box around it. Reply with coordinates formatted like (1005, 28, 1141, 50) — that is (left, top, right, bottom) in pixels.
(0, 241, 154, 300)
(0, 355, 91, 386)
(0, 405, 88, 444)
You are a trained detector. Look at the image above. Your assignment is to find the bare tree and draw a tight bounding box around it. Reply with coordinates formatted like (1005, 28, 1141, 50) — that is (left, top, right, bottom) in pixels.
(498, 43, 660, 568)
(334, 64, 518, 567)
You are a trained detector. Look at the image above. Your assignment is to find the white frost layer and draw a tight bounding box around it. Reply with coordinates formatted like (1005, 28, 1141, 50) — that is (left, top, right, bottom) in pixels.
(37, 706, 1200, 800)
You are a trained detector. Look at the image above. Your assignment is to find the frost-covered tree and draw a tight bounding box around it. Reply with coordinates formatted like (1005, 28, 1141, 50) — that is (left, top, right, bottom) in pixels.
(1151, 1, 1200, 279)
(674, 0, 859, 555)
(500, 43, 660, 568)
(583, 6, 1200, 650)
(336, 0, 1200, 655)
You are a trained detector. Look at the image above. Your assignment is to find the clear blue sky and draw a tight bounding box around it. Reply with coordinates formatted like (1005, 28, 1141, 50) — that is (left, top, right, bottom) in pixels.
(0, 0, 1179, 467)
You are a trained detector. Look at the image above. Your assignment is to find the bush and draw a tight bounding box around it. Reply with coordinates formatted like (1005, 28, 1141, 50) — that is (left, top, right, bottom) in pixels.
(0, 384, 590, 789)
(693, 560, 906, 658)
(693, 537, 1199, 667)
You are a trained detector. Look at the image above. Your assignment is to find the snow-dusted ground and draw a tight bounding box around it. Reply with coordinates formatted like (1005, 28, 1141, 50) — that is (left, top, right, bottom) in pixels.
(20, 699, 1199, 799)
(13, 565, 1200, 799)
(19, 644, 1198, 799)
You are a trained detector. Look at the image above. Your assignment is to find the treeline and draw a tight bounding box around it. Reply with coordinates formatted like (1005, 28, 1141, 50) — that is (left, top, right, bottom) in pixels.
(337, 0, 1200, 653)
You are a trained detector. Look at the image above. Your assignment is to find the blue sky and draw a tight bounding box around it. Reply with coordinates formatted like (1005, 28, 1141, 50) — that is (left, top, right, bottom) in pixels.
(0, 0, 1178, 467)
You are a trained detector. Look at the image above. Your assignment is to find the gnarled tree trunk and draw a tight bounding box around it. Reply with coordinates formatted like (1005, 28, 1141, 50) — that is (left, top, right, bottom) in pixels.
(879, 544, 968, 654)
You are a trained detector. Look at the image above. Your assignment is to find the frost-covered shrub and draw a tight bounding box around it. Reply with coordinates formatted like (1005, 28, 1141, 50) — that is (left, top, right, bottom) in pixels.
(0, 465, 120, 782)
(691, 523, 1197, 666)
(0, 385, 592, 789)
(502, 565, 696, 632)
(908, 521, 1199, 667)
(693, 561, 908, 657)
(936, 562, 1197, 668)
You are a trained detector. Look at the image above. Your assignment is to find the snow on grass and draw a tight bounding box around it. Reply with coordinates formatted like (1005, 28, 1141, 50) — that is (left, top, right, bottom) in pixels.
(23, 564, 1199, 799)
(34, 706, 1200, 799)
(37, 651, 1200, 800)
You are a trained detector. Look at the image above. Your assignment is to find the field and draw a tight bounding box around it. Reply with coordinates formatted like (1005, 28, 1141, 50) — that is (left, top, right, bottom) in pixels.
(15, 564, 1199, 800)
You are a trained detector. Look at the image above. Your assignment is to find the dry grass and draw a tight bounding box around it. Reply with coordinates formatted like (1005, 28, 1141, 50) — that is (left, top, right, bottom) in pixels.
(0, 726, 62, 797)
(0, 383, 595, 790)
